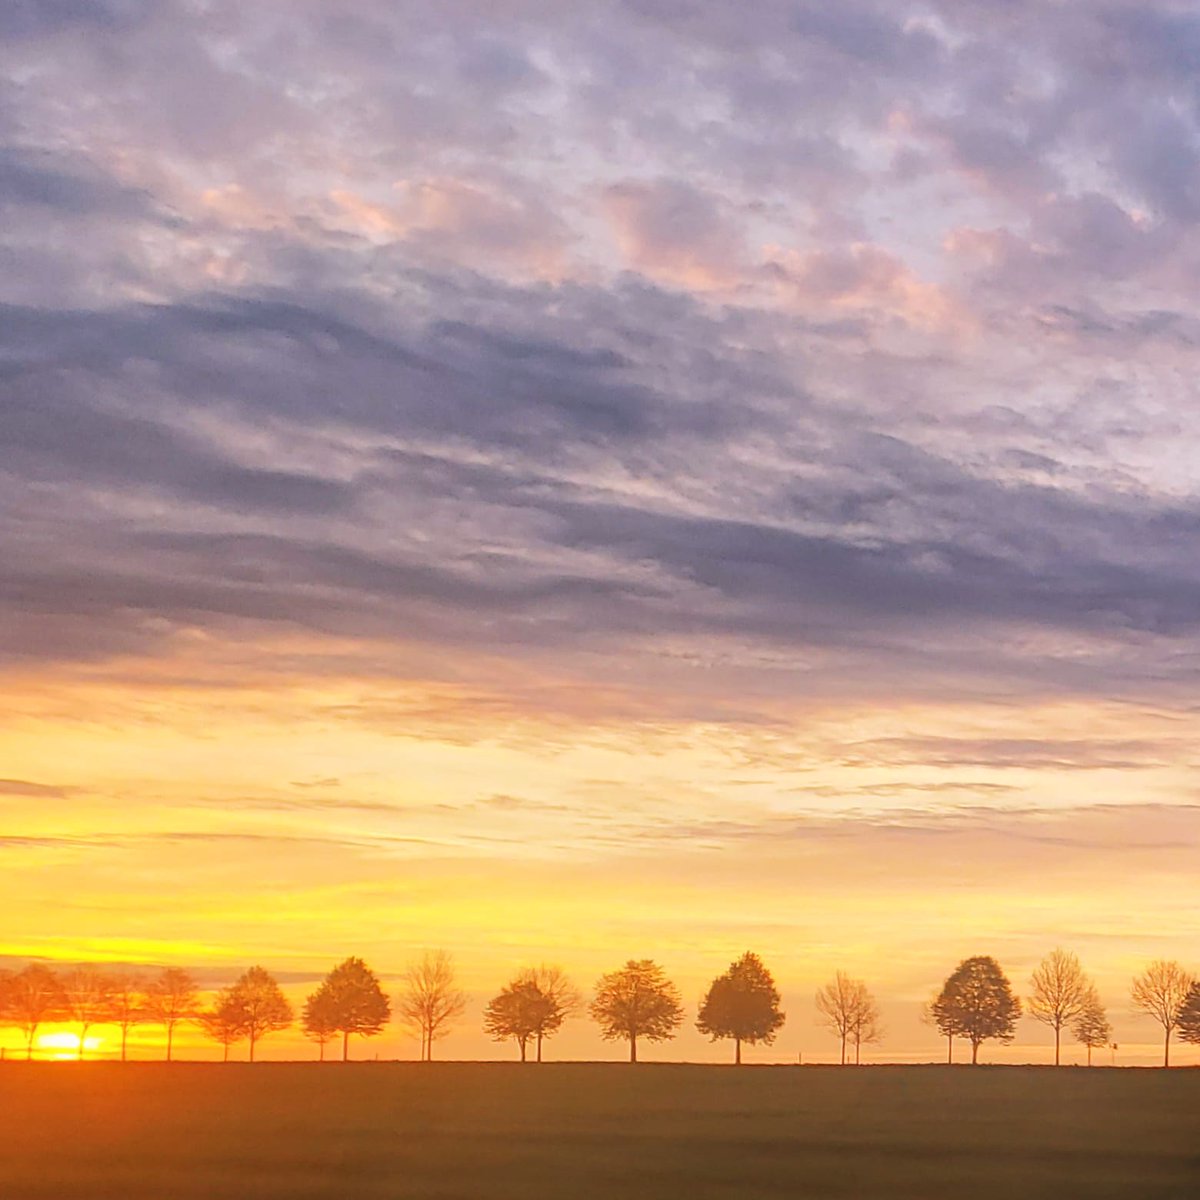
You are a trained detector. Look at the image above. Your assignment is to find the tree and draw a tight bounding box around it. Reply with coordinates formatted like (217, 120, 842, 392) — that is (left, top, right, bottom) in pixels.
(224, 966, 293, 1062)
(1028, 948, 1091, 1066)
(1131, 960, 1194, 1067)
(696, 952, 785, 1064)
(590, 959, 683, 1063)
(144, 968, 200, 1062)
(484, 979, 554, 1062)
(1177, 981, 1200, 1048)
(310, 958, 391, 1061)
(396, 950, 467, 1061)
(815, 972, 878, 1065)
(60, 965, 117, 1060)
(108, 972, 149, 1063)
(517, 965, 581, 1062)
(1071, 984, 1112, 1066)
(197, 988, 248, 1062)
(301, 984, 340, 1062)
(4, 964, 66, 1060)
(934, 957, 1021, 1065)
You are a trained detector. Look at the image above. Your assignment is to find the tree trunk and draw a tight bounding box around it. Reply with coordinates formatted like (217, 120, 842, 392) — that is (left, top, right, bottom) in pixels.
(249, 1029, 257, 1063)
(26, 1028, 34, 1061)
(840, 1034, 846, 1066)
(946, 1034, 952, 1065)
(343, 1030, 350, 1063)
(971, 1040, 980, 1065)
(537, 1032, 543, 1063)
(1054, 1025, 1061, 1066)
(735, 1038, 741, 1065)
(630, 1033, 637, 1063)
(519, 1038, 527, 1063)
(1086, 1044, 1092, 1067)
(121, 1025, 129, 1063)
(1164, 1028, 1171, 1068)
(855, 1039, 861, 1066)
(78, 1025, 86, 1061)
(223, 1042, 229, 1063)
(166, 1023, 174, 1063)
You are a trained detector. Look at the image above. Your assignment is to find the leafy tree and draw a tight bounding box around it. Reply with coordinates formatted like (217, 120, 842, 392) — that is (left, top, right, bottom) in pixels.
(696, 952, 785, 1064)
(1177, 981, 1200, 1048)
(301, 984, 340, 1062)
(60, 965, 117, 1060)
(396, 950, 467, 1061)
(1071, 984, 1112, 1066)
(108, 972, 150, 1063)
(145, 968, 200, 1063)
(484, 979, 555, 1061)
(934, 957, 1021, 1065)
(1028, 948, 1091, 1066)
(1131, 960, 1194, 1067)
(815, 972, 879, 1065)
(517, 965, 581, 1062)
(921, 990, 955, 1063)
(197, 988, 248, 1062)
(4, 964, 67, 1060)
(224, 966, 293, 1062)
(310, 957, 391, 1061)
(590, 959, 683, 1063)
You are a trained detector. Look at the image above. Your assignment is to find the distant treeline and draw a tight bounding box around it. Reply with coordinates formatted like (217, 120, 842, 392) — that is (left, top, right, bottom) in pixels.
(1, 950, 1197, 1066)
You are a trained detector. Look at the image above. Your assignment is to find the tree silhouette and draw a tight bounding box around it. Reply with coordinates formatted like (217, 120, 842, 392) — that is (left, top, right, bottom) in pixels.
(517, 965, 581, 1062)
(696, 952, 785, 1064)
(197, 989, 248, 1062)
(1177, 981, 1200, 1048)
(483, 979, 554, 1061)
(934, 957, 1021, 1064)
(1131, 960, 1194, 1067)
(301, 984, 340, 1062)
(309, 957, 391, 1061)
(108, 972, 149, 1063)
(145, 968, 199, 1063)
(60, 965, 117, 1060)
(815, 972, 878, 1065)
(4, 964, 66, 1060)
(1028, 948, 1091, 1066)
(225, 966, 293, 1062)
(396, 950, 466, 1062)
(1071, 984, 1111, 1066)
(590, 959, 683, 1063)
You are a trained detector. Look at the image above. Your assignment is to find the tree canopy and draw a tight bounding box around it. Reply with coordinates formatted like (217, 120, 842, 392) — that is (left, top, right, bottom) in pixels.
(696, 952, 785, 1064)
(590, 959, 683, 1062)
(224, 965, 293, 1062)
(307, 957, 391, 1062)
(933, 956, 1021, 1064)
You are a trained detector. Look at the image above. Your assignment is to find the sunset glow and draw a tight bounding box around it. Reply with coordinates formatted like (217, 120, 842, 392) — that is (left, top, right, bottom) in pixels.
(2, 0, 1200, 1072)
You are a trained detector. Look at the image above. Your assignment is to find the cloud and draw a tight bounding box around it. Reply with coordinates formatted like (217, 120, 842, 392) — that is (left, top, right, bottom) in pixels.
(0, 779, 74, 799)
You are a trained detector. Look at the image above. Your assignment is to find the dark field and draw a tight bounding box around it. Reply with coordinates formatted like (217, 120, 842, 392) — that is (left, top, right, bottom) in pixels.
(1, 1063, 1197, 1199)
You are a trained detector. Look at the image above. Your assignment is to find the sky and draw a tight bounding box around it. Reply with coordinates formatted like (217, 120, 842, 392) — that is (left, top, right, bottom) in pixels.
(2, 0, 1199, 1065)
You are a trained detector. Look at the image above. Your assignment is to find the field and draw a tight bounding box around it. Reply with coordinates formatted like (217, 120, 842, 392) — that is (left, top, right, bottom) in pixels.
(1, 1063, 1197, 1199)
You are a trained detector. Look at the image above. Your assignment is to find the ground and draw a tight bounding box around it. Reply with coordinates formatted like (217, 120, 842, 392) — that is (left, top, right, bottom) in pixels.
(0, 1062, 1196, 1199)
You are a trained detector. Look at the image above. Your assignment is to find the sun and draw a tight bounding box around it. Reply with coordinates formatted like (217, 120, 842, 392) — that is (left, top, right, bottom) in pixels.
(36, 1032, 103, 1060)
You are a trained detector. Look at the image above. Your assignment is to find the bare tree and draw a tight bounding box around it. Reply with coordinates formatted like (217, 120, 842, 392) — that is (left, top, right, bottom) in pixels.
(396, 950, 467, 1061)
(224, 966, 293, 1062)
(145, 968, 200, 1062)
(60, 965, 117, 1060)
(1131, 960, 1194, 1067)
(815, 972, 877, 1065)
(590, 960, 684, 1063)
(1071, 984, 1112, 1066)
(109, 972, 149, 1063)
(1028, 948, 1091, 1066)
(4, 964, 66, 1060)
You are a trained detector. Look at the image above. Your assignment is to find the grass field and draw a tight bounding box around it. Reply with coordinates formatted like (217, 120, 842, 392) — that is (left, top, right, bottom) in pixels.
(1, 1063, 1197, 1199)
